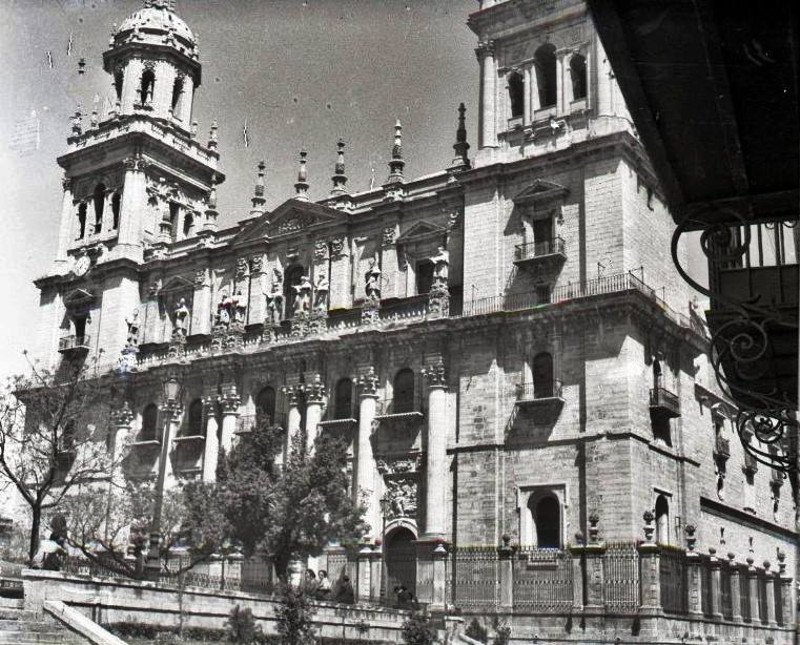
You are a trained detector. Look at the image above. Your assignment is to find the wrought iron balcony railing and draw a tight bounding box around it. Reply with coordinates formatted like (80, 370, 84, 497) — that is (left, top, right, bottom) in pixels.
(515, 381, 564, 404)
(649, 386, 681, 418)
(513, 238, 567, 264)
(58, 335, 91, 353)
(743, 452, 759, 475)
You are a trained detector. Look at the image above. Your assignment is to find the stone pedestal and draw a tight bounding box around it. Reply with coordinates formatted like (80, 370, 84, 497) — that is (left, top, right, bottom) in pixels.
(356, 546, 378, 602)
(431, 542, 448, 610)
(498, 541, 514, 610)
(637, 543, 661, 614)
(727, 554, 743, 622)
(686, 552, 703, 618)
(584, 543, 607, 612)
(779, 574, 794, 626)
(763, 569, 777, 627)
(746, 558, 758, 623)
(369, 551, 383, 602)
(414, 540, 448, 610)
(568, 544, 585, 612)
(708, 549, 723, 620)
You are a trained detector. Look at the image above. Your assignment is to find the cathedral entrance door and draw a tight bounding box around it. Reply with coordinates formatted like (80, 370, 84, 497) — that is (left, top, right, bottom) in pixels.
(385, 527, 416, 600)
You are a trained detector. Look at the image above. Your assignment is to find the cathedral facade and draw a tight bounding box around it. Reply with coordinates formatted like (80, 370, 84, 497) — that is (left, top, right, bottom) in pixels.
(32, 0, 797, 640)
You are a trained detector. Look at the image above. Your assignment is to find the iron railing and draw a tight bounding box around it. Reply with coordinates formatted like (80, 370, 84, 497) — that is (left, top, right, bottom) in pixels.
(513, 548, 573, 613)
(604, 542, 640, 612)
(659, 547, 688, 614)
(515, 381, 563, 401)
(514, 238, 566, 262)
(715, 435, 731, 458)
(649, 386, 681, 416)
(451, 547, 500, 609)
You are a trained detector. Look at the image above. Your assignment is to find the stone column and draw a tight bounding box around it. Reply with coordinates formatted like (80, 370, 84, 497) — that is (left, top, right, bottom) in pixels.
(356, 545, 377, 602)
(146, 400, 181, 579)
(476, 41, 497, 148)
(728, 553, 743, 622)
(121, 58, 143, 114)
(569, 543, 585, 613)
(777, 552, 794, 627)
(54, 178, 75, 267)
(746, 556, 759, 623)
(708, 548, 723, 620)
(556, 50, 567, 115)
(304, 374, 326, 454)
(498, 538, 514, 610)
(523, 67, 532, 125)
(422, 358, 448, 540)
(763, 561, 777, 627)
(284, 386, 303, 465)
(202, 396, 220, 482)
(115, 158, 148, 261)
(356, 368, 380, 539)
(219, 391, 240, 455)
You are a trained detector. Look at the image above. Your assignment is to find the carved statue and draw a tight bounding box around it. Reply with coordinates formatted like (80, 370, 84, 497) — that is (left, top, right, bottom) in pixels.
(215, 290, 232, 328)
(232, 289, 247, 324)
(431, 245, 450, 286)
(293, 275, 312, 316)
(386, 479, 417, 519)
(173, 298, 190, 338)
(125, 309, 140, 348)
(313, 273, 329, 314)
(365, 254, 382, 300)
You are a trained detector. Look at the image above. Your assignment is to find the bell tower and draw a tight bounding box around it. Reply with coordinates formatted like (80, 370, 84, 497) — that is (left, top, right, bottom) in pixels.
(40, 0, 224, 369)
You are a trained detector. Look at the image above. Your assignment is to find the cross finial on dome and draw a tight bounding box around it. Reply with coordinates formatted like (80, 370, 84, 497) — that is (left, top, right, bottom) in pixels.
(144, 0, 176, 10)
(385, 120, 405, 185)
(330, 139, 348, 196)
(295, 150, 310, 201)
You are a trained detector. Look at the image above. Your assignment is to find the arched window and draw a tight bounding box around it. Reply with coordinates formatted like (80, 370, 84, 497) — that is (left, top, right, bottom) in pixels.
(76, 203, 87, 239)
(255, 386, 276, 425)
(187, 399, 204, 436)
(139, 68, 155, 106)
(534, 44, 557, 109)
(530, 495, 561, 548)
(284, 266, 305, 319)
(93, 183, 106, 234)
(111, 193, 121, 230)
(171, 76, 184, 117)
(393, 368, 415, 414)
(508, 71, 524, 118)
(141, 403, 159, 441)
(532, 352, 554, 399)
(655, 495, 670, 545)
(334, 378, 353, 420)
(570, 54, 587, 101)
(415, 260, 435, 295)
(114, 70, 124, 102)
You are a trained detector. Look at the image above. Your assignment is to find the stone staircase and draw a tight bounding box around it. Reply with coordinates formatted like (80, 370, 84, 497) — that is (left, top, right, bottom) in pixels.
(0, 597, 88, 644)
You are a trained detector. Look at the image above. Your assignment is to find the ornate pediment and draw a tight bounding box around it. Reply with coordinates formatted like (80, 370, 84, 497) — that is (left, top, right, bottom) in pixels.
(513, 180, 569, 206)
(231, 199, 348, 246)
(395, 220, 447, 245)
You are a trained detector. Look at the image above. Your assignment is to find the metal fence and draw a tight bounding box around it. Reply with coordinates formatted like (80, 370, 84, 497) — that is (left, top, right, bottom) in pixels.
(604, 542, 640, 612)
(451, 547, 500, 609)
(513, 548, 573, 613)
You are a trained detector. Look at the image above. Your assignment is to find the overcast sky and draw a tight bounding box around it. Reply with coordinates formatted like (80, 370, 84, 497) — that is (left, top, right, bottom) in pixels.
(0, 0, 479, 379)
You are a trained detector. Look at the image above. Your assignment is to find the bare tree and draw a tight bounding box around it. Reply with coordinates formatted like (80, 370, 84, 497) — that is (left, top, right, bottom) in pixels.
(0, 357, 124, 562)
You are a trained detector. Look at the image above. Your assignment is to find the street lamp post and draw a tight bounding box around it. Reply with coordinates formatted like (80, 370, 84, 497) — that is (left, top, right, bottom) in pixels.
(379, 495, 390, 603)
(146, 372, 182, 580)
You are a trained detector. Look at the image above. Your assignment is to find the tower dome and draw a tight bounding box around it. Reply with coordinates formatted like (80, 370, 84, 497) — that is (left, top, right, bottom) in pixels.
(112, 0, 197, 59)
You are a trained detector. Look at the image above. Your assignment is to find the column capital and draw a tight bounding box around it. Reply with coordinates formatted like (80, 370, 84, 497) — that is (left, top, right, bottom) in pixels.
(357, 367, 379, 398)
(203, 395, 220, 412)
(475, 39, 495, 60)
(220, 393, 241, 416)
(282, 384, 303, 407)
(304, 374, 327, 404)
(159, 400, 182, 420)
(112, 401, 135, 428)
(61, 177, 74, 192)
(422, 358, 447, 389)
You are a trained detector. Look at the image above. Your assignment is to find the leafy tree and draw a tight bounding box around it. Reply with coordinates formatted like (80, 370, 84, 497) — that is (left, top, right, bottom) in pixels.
(401, 612, 438, 645)
(227, 604, 263, 644)
(0, 359, 125, 562)
(219, 420, 367, 578)
(275, 583, 316, 645)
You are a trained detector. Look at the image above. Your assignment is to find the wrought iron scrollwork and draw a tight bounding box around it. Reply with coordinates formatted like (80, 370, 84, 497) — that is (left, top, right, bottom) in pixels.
(671, 213, 799, 473)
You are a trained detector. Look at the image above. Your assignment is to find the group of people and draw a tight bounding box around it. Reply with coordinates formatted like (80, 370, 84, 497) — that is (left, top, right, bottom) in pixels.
(303, 569, 354, 604)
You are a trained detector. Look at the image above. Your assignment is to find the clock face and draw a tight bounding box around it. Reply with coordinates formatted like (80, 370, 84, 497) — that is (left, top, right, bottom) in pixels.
(74, 256, 91, 277)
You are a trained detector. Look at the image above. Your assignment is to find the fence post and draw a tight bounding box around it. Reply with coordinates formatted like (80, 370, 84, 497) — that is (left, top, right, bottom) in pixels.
(568, 540, 585, 615)
(431, 542, 448, 610)
(763, 561, 777, 627)
(584, 513, 606, 613)
(727, 553, 743, 622)
(685, 550, 703, 617)
(497, 536, 514, 610)
(638, 511, 660, 614)
(708, 547, 723, 620)
(746, 556, 759, 624)
(777, 550, 794, 627)
(356, 545, 375, 602)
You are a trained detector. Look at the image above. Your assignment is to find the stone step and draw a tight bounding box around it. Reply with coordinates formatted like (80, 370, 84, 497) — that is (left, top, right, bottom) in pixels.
(0, 607, 37, 621)
(0, 598, 23, 610)
(0, 629, 87, 644)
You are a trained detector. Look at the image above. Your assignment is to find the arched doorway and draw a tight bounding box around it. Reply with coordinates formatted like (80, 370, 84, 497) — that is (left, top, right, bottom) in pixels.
(385, 527, 416, 598)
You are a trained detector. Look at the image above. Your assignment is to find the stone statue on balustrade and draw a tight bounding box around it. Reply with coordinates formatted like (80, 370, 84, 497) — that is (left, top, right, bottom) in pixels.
(431, 246, 449, 287)
(125, 308, 140, 349)
(215, 290, 232, 329)
(313, 273, 329, 314)
(293, 275, 312, 317)
(172, 298, 190, 340)
(364, 254, 382, 302)
(232, 289, 247, 325)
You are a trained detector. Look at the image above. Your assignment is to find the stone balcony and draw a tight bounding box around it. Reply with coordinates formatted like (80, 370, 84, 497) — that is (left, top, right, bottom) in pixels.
(512, 237, 567, 270)
(514, 381, 565, 411)
(649, 385, 681, 418)
(58, 334, 91, 356)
